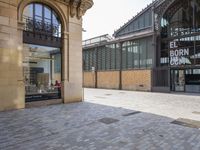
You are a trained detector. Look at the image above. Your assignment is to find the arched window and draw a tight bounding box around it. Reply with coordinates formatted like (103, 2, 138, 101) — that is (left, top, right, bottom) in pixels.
(23, 3, 61, 37)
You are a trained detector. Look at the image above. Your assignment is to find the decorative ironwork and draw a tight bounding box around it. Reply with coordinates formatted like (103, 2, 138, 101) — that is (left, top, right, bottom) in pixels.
(154, 0, 177, 31)
(23, 17, 62, 48)
(24, 17, 61, 38)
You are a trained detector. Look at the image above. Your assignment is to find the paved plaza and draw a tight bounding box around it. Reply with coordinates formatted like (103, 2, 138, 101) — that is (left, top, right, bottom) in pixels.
(0, 89, 200, 150)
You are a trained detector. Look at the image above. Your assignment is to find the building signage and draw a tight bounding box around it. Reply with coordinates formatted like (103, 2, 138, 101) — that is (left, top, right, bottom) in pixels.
(169, 41, 190, 66)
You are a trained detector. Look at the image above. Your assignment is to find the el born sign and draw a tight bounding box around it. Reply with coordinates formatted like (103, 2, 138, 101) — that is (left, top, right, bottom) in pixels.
(169, 41, 189, 66)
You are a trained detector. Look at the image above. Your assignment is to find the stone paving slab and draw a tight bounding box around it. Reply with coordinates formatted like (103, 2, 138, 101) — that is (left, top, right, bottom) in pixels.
(0, 101, 200, 150)
(84, 88, 200, 121)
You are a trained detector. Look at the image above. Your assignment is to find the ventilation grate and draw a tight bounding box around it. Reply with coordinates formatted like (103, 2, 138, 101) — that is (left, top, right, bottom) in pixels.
(171, 118, 200, 129)
(98, 118, 119, 124)
(122, 111, 141, 117)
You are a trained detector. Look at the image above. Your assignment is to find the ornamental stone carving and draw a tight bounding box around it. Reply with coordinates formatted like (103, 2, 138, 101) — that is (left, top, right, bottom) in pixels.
(70, 0, 93, 19)
(55, 0, 93, 19)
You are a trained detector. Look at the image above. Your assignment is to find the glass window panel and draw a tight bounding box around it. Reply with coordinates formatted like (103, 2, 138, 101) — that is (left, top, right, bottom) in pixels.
(44, 7, 51, 19)
(195, 46, 200, 65)
(122, 46, 127, 69)
(111, 44, 116, 70)
(44, 6, 51, 24)
(134, 19, 139, 30)
(138, 15, 145, 29)
(53, 12, 59, 25)
(146, 38, 153, 68)
(101, 47, 106, 70)
(105, 46, 111, 70)
(35, 4, 43, 17)
(133, 41, 140, 68)
(145, 11, 151, 27)
(97, 49, 101, 70)
(127, 46, 133, 68)
(23, 4, 33, 18)
(116, 44, 121, 70)
(54, 54, 61, 73)
(139, 39, 147, 68)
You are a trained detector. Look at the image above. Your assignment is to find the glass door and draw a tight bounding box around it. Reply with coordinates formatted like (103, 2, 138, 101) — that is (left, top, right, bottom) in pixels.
(171, 69, 185, 92)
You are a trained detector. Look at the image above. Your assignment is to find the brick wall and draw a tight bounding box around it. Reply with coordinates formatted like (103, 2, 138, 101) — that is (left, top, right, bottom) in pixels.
(83, 72, 95, 88)
(97, 71, 120, 89)
(83, 70, 152, 91)
(122, 70, 152, 91)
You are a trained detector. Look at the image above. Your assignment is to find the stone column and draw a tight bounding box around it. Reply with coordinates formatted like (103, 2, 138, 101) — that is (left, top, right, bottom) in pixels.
(63, 17, 83, 103)
(0, 1, 25, 111)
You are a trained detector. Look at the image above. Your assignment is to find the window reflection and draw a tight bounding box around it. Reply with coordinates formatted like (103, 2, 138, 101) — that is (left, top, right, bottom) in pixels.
(23, 3, 61, 37)
(160, 0, 200, 66)
(23, 44, 62, 102)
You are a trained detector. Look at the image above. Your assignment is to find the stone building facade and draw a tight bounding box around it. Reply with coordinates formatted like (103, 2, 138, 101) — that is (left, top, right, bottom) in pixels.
(0, 0, 93, 111)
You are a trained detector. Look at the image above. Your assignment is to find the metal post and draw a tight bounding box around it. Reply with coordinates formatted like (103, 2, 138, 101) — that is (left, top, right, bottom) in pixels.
(119, 42, 122, 90)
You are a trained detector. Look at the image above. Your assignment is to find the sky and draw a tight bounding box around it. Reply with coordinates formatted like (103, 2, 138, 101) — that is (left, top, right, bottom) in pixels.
(83, 0, 153, 40)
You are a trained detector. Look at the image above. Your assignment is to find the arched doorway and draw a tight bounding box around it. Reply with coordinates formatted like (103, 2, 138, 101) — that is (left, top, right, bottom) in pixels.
(22, 3, 63, 103)
(160, 0, 200, 92)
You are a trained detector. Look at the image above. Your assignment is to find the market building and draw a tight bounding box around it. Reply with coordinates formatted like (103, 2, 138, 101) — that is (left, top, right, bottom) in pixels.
(0, 0, 93, 111)
(83, 0, 200, 93)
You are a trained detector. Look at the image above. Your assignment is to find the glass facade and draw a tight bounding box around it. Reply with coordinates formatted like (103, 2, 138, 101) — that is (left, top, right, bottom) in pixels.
(23, 3, 62, 101)
(161, 0, 200, 66)
(161, 0, 200, 93)
(83, 37, 153, 71)
(23, 44, 62, 102)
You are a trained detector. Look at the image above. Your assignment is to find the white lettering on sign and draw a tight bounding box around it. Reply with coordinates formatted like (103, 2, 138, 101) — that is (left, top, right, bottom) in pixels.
(170, 41, 178, 49)
(169, 41, 190, 66)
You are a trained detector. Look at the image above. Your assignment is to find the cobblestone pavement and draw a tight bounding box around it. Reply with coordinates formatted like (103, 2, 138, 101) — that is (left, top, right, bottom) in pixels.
(0, 89, 199, 150)
(84, 88, 200, 121)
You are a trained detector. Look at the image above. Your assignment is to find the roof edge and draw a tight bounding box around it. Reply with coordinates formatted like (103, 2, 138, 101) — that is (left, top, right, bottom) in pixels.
(113, 0, 160, 37)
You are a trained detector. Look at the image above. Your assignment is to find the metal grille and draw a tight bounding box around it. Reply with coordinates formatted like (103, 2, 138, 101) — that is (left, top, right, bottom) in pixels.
(83, 37, 154, 72)
(153, 68, 169, 87)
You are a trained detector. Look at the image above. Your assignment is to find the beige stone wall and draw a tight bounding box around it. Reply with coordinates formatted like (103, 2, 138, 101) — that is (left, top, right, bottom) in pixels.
(83, 72, 95, 88)
(0, 0, 25, 111)
(122, 70, 152, 91)
(97, 71, 120, 89)
(63, 17, 83, 103)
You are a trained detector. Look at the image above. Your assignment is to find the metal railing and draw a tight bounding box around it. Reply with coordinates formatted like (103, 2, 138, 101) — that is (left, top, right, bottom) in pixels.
(82, 34, 112, 47)
(23, 16, 61, 38)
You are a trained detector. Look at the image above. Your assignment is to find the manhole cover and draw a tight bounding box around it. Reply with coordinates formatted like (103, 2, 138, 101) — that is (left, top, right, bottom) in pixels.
(122, 111, 141, 116)
(98, 118, 119, 124)
(171, 118, 200, 129)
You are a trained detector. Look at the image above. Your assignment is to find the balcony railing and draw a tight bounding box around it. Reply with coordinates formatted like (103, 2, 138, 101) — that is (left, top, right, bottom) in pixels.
(23, 16, 62, 48)
(82, 34, 112, 48)
(23, 16, 61, 38)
